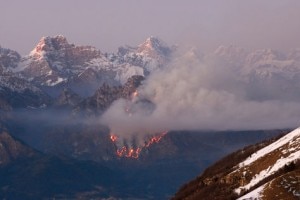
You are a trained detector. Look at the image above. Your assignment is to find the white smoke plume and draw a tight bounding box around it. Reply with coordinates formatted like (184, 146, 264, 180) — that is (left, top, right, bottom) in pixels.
(101, 51, 300, 140)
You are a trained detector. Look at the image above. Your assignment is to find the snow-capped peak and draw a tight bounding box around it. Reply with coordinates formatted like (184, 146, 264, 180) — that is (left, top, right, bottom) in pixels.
(29, 35, 70, 58)
(143, 36, 166, 50)
(181, 47, 203, 61)
(212, 45, 248, 63)
(245, 48, 286, 65)
(137, 36, 171, 58)
(214, 45, 247, 57)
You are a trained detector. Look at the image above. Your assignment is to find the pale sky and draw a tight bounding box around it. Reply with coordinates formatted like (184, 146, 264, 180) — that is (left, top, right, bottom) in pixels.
(1, 0, 300, 55)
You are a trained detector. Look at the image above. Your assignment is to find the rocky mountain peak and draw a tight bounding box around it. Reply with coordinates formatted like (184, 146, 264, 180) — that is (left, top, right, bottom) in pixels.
(30, 35, 71, 58)
(184, 47, 203, 58)
(214, 45, 246, 57)
(213, 45, 248, 64)
(0, 46, 21, 70)
(144, 36, 164, 48)
(137, 36, 172, 58)
(245, 48, 286, 65)
(74, 75, 144, 116)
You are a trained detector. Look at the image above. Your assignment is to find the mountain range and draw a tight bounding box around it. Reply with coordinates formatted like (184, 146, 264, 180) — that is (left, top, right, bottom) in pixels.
(1, 35, 300, 112)
(1, 36, 300, 199)
(2, 35, 300, 110)
(1, 35, 171, 97)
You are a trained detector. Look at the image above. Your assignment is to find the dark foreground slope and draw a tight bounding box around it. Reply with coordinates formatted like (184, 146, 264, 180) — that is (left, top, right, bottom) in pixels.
(0, 131, 121, 200)
(172, 129, 300, 200)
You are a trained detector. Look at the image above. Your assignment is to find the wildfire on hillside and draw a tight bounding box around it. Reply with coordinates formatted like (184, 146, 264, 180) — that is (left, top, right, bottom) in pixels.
(110, 131, 168, 159)
(109, 89, 167, 159)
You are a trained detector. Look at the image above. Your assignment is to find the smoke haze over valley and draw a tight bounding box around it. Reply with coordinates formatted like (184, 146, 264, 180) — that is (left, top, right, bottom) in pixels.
(101, 46, 300, 139)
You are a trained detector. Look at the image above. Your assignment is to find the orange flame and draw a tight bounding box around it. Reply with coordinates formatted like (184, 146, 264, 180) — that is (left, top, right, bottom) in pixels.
(115, 147, 142, 159)
(144, 131, 167, 147)
(110, 134, 118, 142)
(110, 131, 168, 159)
(132, 90, 138, 98)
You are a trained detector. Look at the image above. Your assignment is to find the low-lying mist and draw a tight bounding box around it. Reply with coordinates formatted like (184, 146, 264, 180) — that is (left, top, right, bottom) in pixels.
(101, 52, 300, 141)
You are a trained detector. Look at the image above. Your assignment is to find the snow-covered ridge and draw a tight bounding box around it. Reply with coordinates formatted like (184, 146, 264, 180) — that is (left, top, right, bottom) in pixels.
(8, 35, 171, 89)
(137, 36, 170, 54)
(239, 128, 300, 167)
(238, 170, 300, 200)
(233, 128, 300, 195)
(237, 183, 265, 200)
(172, 128, 300, 200)
(235, 149, 299, 194)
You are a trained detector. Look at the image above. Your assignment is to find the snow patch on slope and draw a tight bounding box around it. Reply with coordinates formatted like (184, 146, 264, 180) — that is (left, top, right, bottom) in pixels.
(234, 128, 300, 194)
(237, 183, 265, 200)
(239, 128, 300, 167)
(46, 77, 66, 86)
(235, 149, 300, 194)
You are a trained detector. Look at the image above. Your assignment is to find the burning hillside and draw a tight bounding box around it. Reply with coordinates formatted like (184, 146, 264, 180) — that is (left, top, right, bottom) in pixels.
(110, 131, 168, 159)
(103, 87, 166, 159)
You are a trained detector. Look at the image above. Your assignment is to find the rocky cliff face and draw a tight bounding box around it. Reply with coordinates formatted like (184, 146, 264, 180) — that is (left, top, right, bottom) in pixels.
(54, 88, 82, 108)
(0, 73, 51, 110)
(74, 75, 144, 116)
(0, 47, 21, 72)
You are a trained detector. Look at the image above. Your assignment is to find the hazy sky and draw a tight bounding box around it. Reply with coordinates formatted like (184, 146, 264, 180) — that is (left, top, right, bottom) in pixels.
(1, 0, 300, 54)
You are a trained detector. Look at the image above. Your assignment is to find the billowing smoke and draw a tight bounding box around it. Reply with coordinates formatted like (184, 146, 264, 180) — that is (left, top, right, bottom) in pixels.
(101, 50, 300, 141)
